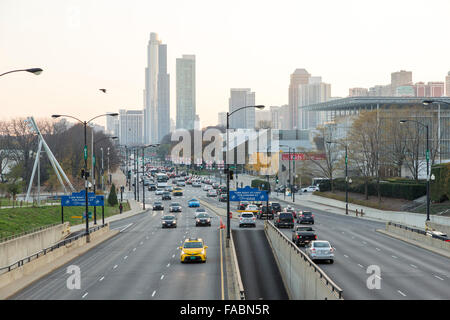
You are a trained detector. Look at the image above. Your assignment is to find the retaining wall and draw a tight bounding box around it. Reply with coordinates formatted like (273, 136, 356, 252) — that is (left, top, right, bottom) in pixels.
(386, 223, 450, 252)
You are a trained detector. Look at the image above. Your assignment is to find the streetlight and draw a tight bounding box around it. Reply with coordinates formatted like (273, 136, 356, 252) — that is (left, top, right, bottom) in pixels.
(400, 119, 430, 221)
(141, 144, 160, 210)
(0, 68, 43, 77)
(280, 145, 295, 202)
(423, 99, 450, 164)
(51, 113, 119, 240)
(226, 105, 265, 245)
(93, 136, 117, 225)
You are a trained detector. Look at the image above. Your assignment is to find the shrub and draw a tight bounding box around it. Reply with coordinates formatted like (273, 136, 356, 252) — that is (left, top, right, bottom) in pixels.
(108, 183, 118, 206)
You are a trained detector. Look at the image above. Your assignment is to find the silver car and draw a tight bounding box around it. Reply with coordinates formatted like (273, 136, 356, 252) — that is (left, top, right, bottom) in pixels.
(239, 212, 256, 228)
(305, 240, 335, 264)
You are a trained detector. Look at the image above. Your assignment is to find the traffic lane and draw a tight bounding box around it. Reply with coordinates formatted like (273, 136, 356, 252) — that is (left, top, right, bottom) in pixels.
(11, 208, 161, 300)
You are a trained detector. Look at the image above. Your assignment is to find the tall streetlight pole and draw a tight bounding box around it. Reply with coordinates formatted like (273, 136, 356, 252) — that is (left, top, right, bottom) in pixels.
(226, 105, 265, 246)
(0, 68, 43, 77)
(326, 140, 348, 215)
(51, 113, 118, 240)
(400, 119, 430, 221)
(280, 145, 293, 200)
(423, 99, 450, 165)
(141, 144, 160, 210)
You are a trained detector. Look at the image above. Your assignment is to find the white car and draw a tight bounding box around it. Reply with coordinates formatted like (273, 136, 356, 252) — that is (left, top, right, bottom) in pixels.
(192, 181, 201, 187)
(245, 204, 259, 212)
(203, 184, 212, 191)
(207, 189, 218, 197)
(301, 186, 319, 192)
(305, 240, 335, 264)
(155, 188, 165, 195)
(239, 212, 256, 228)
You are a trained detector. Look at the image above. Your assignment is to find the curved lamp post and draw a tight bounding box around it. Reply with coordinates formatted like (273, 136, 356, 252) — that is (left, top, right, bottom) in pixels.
(52, 113, 119, 240)
(0, 68, 43, 77)
(226, 105, 265, 246)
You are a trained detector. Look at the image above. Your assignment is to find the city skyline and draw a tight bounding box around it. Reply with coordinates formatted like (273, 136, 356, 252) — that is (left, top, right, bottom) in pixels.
(1, 0, 450, 128)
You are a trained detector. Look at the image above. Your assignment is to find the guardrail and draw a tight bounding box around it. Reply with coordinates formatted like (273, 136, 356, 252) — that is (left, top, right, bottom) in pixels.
(388, 222, 449, 242)
(0, 223, 61, 244)
(0, 224, 108, 274)
(265, 220, 343, 300)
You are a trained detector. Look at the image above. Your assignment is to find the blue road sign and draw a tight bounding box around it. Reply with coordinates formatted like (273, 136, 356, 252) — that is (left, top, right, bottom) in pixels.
(61, 190, 104, 207)
(229, 186, 268, 202)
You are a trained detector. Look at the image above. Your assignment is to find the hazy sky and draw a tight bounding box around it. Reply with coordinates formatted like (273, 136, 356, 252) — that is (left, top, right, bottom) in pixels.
(1, 0, 450, 127)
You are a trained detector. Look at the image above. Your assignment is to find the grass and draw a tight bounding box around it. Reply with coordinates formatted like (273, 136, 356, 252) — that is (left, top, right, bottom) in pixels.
(411, 201, 450, 216)
(312, 191, 389, 210)
(0, 201, 130, 239)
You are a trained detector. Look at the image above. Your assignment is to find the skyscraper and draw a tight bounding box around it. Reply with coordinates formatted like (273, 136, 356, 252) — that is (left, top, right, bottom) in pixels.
(119, 109, 144, 146)
(391, 70, 412, 95)
(445, 72, 450, 96)
(288, 69, 310, 129)
(298, 77, 331, 129)
(228, 88, 256, 129)
(176, 55, 196, 130)
(144, 32, 170, 144)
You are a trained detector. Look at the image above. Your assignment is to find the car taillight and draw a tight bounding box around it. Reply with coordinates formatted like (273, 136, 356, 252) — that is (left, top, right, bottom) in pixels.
(311, 248, 316, 252)
(297, 235, 300, 239)
(312, 214, 314, 218)
(315, 235, 317, 239)
(330, 248, 334, 252)
(253, 217, 256, 221)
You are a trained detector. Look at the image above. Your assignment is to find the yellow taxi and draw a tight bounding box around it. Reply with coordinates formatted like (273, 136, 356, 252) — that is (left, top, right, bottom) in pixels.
(172, 186, 184, 196)
(179, 238, 208, 263)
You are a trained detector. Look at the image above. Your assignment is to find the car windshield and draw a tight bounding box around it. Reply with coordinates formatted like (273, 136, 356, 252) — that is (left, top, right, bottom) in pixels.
(154, 202, 161, 205)
(171, 203, 180, 206)
(313, 242, 330, 248)
(184, 242, 203, 249)
(190, 199, 198, 202)
(242, 213, 254, 218)
(302, 212, 312, 215)
(279, 213, 293, 219)
(197, 214, 209, 218)
(196, 208, 206, 212)
(162, 216, 175, 220)
(296, 227, 313, 231)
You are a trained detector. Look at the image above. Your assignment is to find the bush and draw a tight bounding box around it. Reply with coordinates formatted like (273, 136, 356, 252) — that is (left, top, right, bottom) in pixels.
(108, 184, 118, 206)
(251, 179, 270, 191)
(430, 163, 450, 202)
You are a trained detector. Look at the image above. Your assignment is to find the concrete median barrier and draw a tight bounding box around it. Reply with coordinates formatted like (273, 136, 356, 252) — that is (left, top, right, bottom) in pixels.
(264, 221, 343, 300)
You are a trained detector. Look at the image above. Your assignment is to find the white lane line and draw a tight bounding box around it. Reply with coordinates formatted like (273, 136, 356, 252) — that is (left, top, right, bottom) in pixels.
(140, 241, 144, 245)
(434, 275, 444, 281)
(152, 290, 156, 297)
(161, 275, 164, 280)
(167, 263, 170, 267)
(113, 265, 118, 269)
(82, 292, 88, 299)
(362, 241, 367, 245)
(172, 254, 175, 258)
(358, 264, 364, 268)
(410, 264, 418, 269)
(392, 255, 398, 259)
(397, 290, 406, 297)
(133, 248, 136, 252)
(118, 223, 133, 233)
(375, 248, 381, 251)
(344, 255, 349, 258)
(99, 276, 105, 282)
(124, 256, 128, 260)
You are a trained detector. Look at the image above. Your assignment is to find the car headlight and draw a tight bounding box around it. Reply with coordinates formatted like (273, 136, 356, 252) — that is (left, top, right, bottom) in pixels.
(162, 221, 166, 224)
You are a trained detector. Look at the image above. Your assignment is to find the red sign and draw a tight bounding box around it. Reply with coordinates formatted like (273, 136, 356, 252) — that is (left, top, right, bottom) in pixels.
(281, 153, 326, 161)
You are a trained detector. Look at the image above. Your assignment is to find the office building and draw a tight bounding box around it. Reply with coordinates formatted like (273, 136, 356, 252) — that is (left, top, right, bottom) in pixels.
(349, 88, 369, 97)
(391, 70, 412, 95)
(446, 72, 450, 96)
(298, 76, 331, 129)
(119, 109, 144, 146)
(176, 55, 196, 130)
(228, 88, 256, 129)
(218, 112, 227, 127)
(288, 69, 310, 129)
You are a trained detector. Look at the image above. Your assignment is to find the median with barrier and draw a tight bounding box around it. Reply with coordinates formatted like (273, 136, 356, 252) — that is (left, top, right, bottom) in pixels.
(264, 220, 344, 300)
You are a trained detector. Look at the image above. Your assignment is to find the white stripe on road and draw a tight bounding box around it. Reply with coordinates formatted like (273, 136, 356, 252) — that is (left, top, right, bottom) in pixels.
(434, 275, 444, 281)
(118, 223, 133, 233)
(410, 264, 418, 269)
(344, 255, 349, 258)
(152, 290, 156, 297)
(133, 248, 136, 251)
(82, 292, 88, 299)
(113, 265, 118, 269)
(375, 248, 381, 251)
(99, 276, 105, 282)
(161, 275, 164, 280)
(397, 290, 406, 297)
(124, 256, 128, 260)
(392, 255, 398, 259)
(358, 264, 364, 268)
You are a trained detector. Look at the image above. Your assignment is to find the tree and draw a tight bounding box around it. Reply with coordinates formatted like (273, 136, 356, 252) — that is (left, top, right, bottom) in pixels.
(108, 183, 118, 206)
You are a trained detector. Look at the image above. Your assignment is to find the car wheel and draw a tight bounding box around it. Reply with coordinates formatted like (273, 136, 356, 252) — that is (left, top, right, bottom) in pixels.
(329, 259, 334, 264)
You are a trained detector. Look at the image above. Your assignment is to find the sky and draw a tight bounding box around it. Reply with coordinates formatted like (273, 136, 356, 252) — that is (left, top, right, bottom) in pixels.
(1, 0, 450, 128)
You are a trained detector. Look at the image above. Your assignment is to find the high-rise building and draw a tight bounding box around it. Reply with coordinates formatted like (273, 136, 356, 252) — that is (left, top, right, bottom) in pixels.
(288, 69, 310, 129)
(218, 112, 227, 127)
(446, 72, 450, 96)
(176, 55, 196, 130)
(144, 32, 170, 144)
(368, 84, 391, 96)
(414, 81, 445, 97)
(298, 77, 331, 129)
(119, 109, 144, 146)
(106, 112, 119, 136)
(349, 88, 369, 97)
(391, 70, 412, 95)
(270, 106, 281, 129)
(255, 110, 271, 129)
(228, 88, 256, 129)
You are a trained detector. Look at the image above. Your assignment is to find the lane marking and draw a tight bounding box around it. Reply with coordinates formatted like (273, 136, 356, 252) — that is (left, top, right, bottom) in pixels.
(392, 255, 398, 259)
(82, 292, 88, 299)
(344, 254, 349, 258)
(410, 264, 418, 269)
(140, 241, 143, 245)
(161, 275, 164, 280)
(133, 248, 136, 251)
(358, 264, 364, 268)
(397, 290, 406, 297)
(118, 223, 133, 233)
(113, 265, 118, 269)
(434, 275, 444, 281)
(375, 248, 381, 251)
(167, 263, 170, 267)
(124, 256, 128, 260)
(172, 254, 175, 258)
(99, 276, 105, 282)
(152, 290, 156, 297)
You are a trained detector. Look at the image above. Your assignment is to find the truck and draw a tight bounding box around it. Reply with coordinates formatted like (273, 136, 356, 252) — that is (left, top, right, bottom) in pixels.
(291, 226, 317, 247)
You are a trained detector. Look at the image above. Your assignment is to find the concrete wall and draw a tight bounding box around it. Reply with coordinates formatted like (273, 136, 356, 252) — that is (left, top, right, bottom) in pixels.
(0, 225, 111, 297)
(264, 221, 343, 300)
(0, 223, 70, 268)
(386, 223, 450, 252)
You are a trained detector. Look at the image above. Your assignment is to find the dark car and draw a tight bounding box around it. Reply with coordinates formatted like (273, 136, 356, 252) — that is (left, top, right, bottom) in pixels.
(270, 202, 282, 214)
(291, 226, 317, 246)
(218, 193, 227, 202)
(153, 201, 164, 210)
(148, 183, 156, 191)
(274, 212, 294, 229)
(161, 215, 177, 228)
(257, 205, 274, 219)
(169, 202, 182, 212)
(196, 213, 212, 226)
(237, 201, 249, 210)
(218, 186, 227, 194)
(162, 191, 172, 200)
(297, 211, 314, 224)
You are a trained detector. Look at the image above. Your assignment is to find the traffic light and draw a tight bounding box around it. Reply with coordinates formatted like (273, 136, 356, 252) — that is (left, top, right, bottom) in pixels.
(229, 170, 234, 180)
(81, 169, 89, 179)
(276, 175, 279, 184)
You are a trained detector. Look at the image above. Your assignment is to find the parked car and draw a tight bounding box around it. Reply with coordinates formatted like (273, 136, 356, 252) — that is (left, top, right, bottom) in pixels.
(239, 212, 256, 228)
(169, 202, 182, 212)
(153, 201, 164, 211)
(188, 198, 200, 207)
(305, 240, 335, 264)
(161, 215, 177, 228)
(301, 185, 319, 192)
(274, 212, 294, 229)
(297, 211, 314, 224)
(196, 213, 212, 227)
(291, 226, 317, 247)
